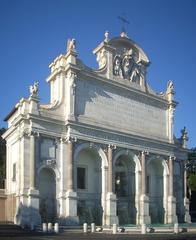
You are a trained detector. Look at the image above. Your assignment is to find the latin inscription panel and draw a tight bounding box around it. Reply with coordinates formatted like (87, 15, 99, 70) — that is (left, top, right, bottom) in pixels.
(75, 80, 168, 140)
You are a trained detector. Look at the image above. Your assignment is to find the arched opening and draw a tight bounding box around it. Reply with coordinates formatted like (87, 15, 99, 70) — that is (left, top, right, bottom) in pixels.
(115, 154, 136, 225)
(147, 159, 164, 224)
(174, 161, 184, 223)
(76, 147, 103, 225)
(38, 168, 57, 223)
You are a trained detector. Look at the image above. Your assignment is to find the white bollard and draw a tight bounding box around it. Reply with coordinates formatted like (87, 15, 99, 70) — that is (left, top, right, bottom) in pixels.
(42, 223, 47, 233)
(83, 223, 88, 233)
(141, 224, 147, 234)
(48, 223, 53, 233)
(174, 223, 179, 234)
(91, 223, 95, 233)
(113, 224, 117, 234)
(54, 223, 59, 233)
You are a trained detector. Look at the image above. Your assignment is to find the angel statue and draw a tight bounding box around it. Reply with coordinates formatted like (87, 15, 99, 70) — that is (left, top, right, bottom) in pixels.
(29, 82, 39, 97)
(67, 38, 76, 52)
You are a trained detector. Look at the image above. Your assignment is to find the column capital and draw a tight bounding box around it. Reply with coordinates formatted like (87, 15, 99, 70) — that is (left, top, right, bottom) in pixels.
(108, 144, 116, 150)
(169, 155, 176, 161)
(66, 70, 77, 80)
(65, 136, 77, 143)
(139, 150, 149, 158)
(29, 131, 40, 137)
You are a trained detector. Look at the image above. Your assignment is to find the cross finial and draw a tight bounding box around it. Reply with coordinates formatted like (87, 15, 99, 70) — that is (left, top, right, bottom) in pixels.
(118, 15, 130, 36)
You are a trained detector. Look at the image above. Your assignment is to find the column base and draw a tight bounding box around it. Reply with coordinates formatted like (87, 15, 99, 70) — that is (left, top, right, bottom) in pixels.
(139, 194, 151, 224)
(64, 190, 79, 225)
(184, 197, 191, 223)
(15, 188, 41, 227)
(167, 195, 178, 223)
(105, 192, 119, 226)
(58, 191, 66, 217)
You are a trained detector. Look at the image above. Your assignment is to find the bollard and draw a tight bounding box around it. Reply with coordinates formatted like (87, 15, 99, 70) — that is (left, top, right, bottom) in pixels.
(113, 224, 117, 234)
(141, 224, 147, 234)
(42, 223, 47, 233)
(174, 223, 179, 234)
(54, 223, 59, 233)
(83, 223, 88, 233)
(48, 223, 53, 233)
(91, 223, 95, 233)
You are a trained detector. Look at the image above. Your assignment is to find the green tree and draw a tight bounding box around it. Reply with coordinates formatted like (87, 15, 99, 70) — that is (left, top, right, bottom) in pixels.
(0, 128, 6, 188)
(187, 148, 196, 191)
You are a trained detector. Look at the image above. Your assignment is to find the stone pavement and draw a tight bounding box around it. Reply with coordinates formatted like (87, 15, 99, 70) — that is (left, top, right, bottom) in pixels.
(1, 232, 196, 240)
(0, 224, 196, 240)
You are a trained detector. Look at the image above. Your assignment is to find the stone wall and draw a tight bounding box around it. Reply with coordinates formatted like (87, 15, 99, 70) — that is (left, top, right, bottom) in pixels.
(0, 189, 6, 222)
(75, 79, 168, 141)
(5, 194, 16, 223)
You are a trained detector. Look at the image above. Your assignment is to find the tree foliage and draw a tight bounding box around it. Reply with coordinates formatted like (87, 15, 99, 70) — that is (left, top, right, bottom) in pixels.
(187, 148, 196, 191)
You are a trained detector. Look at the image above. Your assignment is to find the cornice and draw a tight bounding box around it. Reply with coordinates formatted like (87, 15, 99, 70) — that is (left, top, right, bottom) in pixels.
(66, 120, 178, 156)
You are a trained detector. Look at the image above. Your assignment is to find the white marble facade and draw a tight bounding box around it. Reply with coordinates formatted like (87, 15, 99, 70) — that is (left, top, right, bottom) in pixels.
(3, 31, 191, 227)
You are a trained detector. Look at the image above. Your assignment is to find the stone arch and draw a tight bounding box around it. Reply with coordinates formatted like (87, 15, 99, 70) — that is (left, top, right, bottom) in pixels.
(146, 155, 167, 224)
(38, 167, 57, 223)
(74, 142, 108, 167)
(113, 149, 140, 225)
(74, 142, 107, 225)
(113, 149, 141, 172)
(37, 164, 60, 181)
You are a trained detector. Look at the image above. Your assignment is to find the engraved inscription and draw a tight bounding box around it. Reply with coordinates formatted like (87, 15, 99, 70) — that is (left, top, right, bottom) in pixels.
(75, 80, 168, 140)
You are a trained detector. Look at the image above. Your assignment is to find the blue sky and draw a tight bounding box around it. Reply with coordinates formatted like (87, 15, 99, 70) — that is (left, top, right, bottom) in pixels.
(0, 0, 195, 147)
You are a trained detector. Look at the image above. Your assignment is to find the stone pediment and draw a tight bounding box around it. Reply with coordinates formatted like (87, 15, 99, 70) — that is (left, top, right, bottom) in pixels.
(93, 33, 150, 87)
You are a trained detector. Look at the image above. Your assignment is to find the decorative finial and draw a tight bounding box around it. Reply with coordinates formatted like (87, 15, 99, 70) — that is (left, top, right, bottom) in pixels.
(29, 82, 39, 97)
(104, 31, 109, 43)
(67, 38, 76, 53)
(181, 127, 188, 148)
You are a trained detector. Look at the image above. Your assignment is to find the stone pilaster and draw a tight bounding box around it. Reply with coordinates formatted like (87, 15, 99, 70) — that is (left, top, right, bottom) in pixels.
(183, 165, 191, 223)
(22, 131, 41, 227)
(139, 150, 151, 224)
(59, 137, 67, 218)
(106, 145, 118, 226)
(167, 156, 177, 223)
(65, 136, 79, 225)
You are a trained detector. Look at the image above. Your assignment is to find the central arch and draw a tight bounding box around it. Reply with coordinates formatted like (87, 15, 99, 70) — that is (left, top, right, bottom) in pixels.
(147, 157, 168, 224)
(114, 150, 141, 225)
(74, 143, 107, 225)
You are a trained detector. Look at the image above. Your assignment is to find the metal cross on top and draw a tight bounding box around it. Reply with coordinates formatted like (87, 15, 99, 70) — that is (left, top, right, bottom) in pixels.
(118, 15, 130, 34)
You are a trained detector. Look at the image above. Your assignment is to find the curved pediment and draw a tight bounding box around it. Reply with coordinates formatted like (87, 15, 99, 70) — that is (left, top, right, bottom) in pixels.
(93, 34, 150, 87)
(108, 36, 150, 65)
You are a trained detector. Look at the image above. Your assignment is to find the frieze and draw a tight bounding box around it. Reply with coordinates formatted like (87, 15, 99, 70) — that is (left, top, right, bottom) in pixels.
(70, 124, 175, 156)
